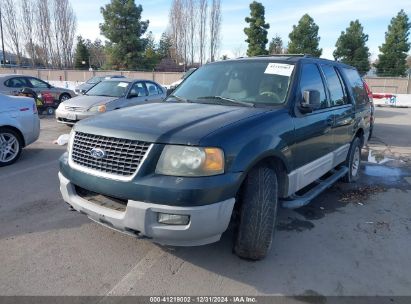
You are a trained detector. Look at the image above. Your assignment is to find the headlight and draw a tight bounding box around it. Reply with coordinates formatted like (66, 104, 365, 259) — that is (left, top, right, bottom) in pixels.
(67, 129, 75, 152)
(88, 104, 106, 113)
(156, 145, 224, 176)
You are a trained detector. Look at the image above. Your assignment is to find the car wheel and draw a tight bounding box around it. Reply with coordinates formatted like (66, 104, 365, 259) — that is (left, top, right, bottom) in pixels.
(59, 93, 71, 102)
(234, 164, 278, 260)
(0, 128, 23, 167)
(46, 106, 55, 115)
(342, 137, 362, 183)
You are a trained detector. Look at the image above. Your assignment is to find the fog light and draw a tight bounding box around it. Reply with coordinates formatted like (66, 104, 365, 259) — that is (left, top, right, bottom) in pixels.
(157, 213, 190, 225)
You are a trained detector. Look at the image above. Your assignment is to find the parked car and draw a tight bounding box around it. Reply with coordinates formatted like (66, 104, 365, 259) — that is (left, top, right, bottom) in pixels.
(166, 68, 197, 95)
(0, 74, 75, 104)
(59, 55, 371, 260)
(363, 79, 375, 139)
(56, 78, 166, 125)
(74, 75, 125, 95)
(0, 93, 40, 166)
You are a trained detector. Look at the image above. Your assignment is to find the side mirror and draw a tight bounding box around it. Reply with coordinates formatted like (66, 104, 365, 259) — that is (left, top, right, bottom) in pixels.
(300, 90, 321, 113)
(128, 93, 139, 99)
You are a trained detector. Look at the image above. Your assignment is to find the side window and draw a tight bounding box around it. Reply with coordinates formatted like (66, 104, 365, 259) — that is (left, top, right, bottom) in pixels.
(4, 77, 27, 88)
(27, 77, 49, 89)
(342, 68, 368, 105)
(299, 63, 328, 110)
(129, 82, 147, 97)
(321, 65, 347, 106)
(145, 82, 159, 96)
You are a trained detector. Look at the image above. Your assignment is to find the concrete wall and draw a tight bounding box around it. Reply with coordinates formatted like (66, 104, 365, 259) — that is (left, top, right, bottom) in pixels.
(364, 76, 411, 94)
(0, 68, 183, 85)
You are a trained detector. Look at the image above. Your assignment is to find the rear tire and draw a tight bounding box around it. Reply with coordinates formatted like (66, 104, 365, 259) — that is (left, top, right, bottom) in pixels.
(0, 127, 23, 167)
(234, 164, 278, 260)
(342, 137, 362, 183)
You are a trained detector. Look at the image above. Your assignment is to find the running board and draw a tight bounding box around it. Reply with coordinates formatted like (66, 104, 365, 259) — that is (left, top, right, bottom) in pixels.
(281, 166, 349, 209)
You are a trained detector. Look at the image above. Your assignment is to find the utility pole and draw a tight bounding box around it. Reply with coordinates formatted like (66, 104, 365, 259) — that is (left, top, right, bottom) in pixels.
(0, 5, 6, 68)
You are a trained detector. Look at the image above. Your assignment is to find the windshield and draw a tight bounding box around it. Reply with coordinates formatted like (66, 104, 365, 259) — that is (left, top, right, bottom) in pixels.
(86, 76, 104, 84)
(170, 61, 294, 106)
(86, 81, 130, 97)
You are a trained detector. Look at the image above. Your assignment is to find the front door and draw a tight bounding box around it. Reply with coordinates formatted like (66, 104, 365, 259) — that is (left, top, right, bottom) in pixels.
(292, 63, 335, 171)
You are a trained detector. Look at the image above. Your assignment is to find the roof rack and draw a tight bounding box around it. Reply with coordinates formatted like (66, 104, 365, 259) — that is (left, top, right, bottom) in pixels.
(254, 54, 313, 58)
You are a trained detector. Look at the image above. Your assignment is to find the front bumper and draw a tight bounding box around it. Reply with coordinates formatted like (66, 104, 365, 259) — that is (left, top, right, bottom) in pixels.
(59, 172, 235, 246)
(55, 108, 94, 125)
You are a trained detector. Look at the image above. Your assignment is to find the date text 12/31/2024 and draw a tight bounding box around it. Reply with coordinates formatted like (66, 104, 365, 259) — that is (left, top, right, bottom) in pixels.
(149, 296, 257, 303)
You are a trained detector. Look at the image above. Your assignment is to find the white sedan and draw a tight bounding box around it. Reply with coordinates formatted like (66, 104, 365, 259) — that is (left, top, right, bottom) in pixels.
(0, 93, 40, 166)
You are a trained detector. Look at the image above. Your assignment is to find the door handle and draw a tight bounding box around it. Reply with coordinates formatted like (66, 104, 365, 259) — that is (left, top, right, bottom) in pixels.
(326, 117, 334, 126)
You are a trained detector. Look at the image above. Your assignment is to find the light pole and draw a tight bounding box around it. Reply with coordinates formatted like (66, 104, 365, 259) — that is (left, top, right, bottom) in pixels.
(0, 5, 6, 68)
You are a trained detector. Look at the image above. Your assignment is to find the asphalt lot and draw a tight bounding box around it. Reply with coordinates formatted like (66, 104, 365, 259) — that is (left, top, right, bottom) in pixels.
(0, 108, 410, 298)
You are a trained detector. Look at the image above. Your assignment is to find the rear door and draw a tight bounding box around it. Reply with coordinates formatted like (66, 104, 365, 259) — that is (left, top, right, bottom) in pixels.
(144, 81, 165, 102)
(126, 81, 148, 107)
(3, 77, 29, 95)
(292, 62, 335, 169)
(320, 64, 354, 162)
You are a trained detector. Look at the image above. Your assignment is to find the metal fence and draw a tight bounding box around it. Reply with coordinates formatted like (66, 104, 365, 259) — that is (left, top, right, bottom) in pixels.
(0, 68, 183, 85)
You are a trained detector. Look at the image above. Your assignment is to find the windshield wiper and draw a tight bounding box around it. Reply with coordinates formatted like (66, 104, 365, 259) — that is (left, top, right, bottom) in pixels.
(196, 96, 255, 107)
(167, 94, 190, 103)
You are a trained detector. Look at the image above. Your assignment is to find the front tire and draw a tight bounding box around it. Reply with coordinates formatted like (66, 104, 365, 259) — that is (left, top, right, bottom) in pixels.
(342, 137, 362, 183)
(234, 164, 278, 260)
(0, 128, 23, 167)
(59, 93, 71, 102)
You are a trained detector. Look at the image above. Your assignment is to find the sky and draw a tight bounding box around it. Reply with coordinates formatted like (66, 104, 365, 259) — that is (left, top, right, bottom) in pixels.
(71, 0, 411, 61)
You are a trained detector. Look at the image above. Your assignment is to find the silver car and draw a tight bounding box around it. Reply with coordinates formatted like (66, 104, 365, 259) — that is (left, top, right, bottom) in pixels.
(0, 93, 40, 166)
(0, 74, 75, 103)
(56, 78, 166, 125)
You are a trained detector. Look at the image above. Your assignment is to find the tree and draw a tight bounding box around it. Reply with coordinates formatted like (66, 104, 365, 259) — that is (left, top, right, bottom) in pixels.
(158, 32, 173, 59)
(244, 1, 269, 56)
(100, 0, 149, 70)
(2, 0, 22, 65)
(20, 0, 36, 66)
(288, 14, 322, 57)
(268, 34, 284, 54)
(87, 39, 106, 69)
(209, 0, 221, 62)
(333, 20, 370, 76)
(74, 36, 90, 69)
(376, 10, 410, 77)
(198, 0, 208, 64)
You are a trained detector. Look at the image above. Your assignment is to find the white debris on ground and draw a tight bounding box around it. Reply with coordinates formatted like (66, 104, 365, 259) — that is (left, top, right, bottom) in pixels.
(53, 134, 70, 145)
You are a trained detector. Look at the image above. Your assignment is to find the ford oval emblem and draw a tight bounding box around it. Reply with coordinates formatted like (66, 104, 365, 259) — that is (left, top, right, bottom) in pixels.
(90, 148, 106, 159)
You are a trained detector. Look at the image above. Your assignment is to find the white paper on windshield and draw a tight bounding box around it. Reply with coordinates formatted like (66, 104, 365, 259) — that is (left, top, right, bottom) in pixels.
(118, 82, 128, 87)
(264, 63, 294, 76)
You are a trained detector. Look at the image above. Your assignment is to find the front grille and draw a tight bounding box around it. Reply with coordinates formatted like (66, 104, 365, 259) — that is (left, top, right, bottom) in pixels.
(65, 106, 85, 112)
(71, 131, 151, 177)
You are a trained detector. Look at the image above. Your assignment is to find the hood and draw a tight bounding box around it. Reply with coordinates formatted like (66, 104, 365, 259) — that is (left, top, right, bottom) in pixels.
(75, 102, 270, 145)
(60, 95, 118, 109)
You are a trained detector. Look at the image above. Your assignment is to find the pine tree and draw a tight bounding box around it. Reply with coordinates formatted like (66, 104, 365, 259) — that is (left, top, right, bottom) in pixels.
(100, 0, 149, 70)
(244, 1, 270, 56)
(74, 36, 90, 70)
(288, 14, 322, 57)
(376, 10, 410, 77)
(158, 32, 173, 59)
(334, 20, 370, 76)
(268, 35, 284, 54)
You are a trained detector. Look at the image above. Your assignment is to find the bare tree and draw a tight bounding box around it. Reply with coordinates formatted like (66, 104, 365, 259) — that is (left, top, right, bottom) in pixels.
(198, 0, 207, 65)
(52, 0, 76, 68)
(187, 0, 197, 65)
(20, 0, 36, 66)
(169, 0, 189, 67)
(209, 0, 221, 62)
(2, 0, 22, 64)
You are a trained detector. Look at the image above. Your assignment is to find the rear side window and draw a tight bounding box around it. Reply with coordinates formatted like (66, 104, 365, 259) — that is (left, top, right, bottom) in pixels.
(321, 65, 347, 106)
(299, 63, 328, 109)
(145, 82, 160, 96)
(342, 68, 368, 105)
(4, 77, 27, 88)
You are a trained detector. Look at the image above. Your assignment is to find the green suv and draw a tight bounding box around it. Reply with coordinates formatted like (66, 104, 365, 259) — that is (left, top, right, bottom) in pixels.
(59, 55, 371, 260)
